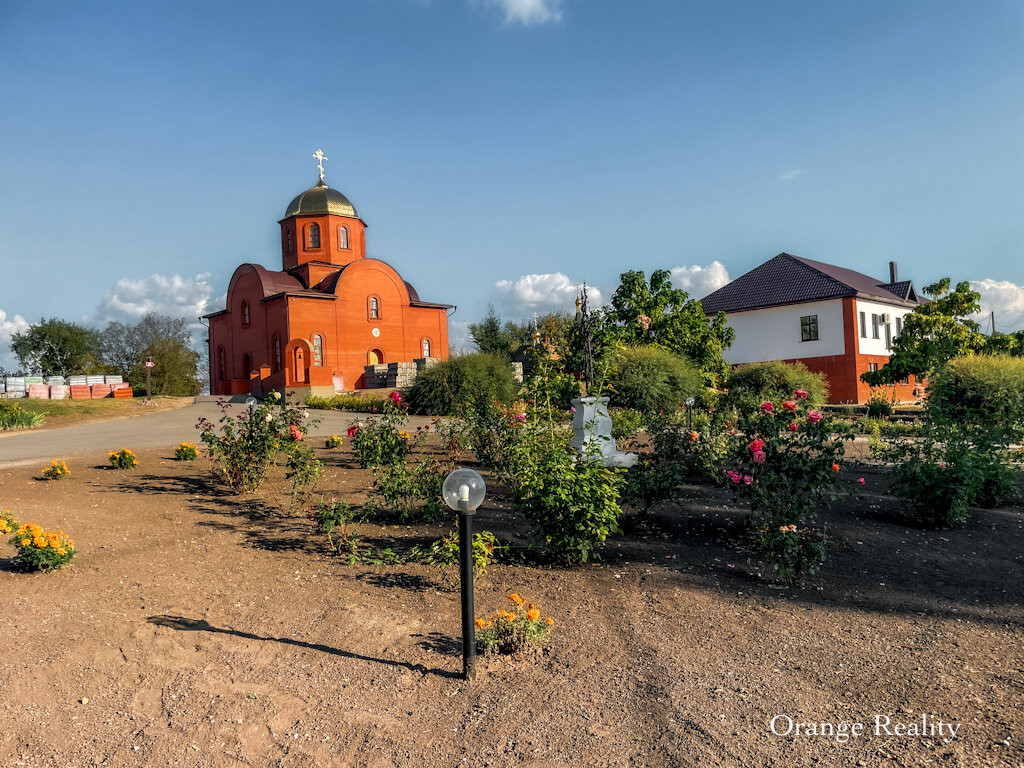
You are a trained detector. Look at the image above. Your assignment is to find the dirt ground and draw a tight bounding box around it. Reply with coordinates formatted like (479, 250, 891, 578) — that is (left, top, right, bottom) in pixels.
(0, 438, 1021, 768)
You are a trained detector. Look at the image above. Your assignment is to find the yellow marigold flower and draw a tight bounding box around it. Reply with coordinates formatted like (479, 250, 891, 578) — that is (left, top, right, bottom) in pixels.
(34, 537, 47, 548)
(398, 431, 411, 440)
(474, 618, 487, 628)
(545, 617, 554, 625)
(57, 548, 66, 555)
(508, 593, 524, 606)
(21, 538, 30, 546)
(526, 608, 540, 621)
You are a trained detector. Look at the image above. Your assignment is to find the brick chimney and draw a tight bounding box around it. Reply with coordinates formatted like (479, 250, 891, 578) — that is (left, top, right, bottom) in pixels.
(889, 261, 898, 283)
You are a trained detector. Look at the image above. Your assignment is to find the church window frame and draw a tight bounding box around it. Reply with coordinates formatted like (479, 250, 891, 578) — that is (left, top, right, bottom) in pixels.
(286, 228, 294, 254)
(312, 334, 324, 367)
(368, 296, 380, 320)
(338, 225, 349, 250)
(421, 338, 432, 358)
(241, 301, 250, 327)
(307, 223, 321, 249)
(218, 347, 226, 381)
(272, 334, 281, 372)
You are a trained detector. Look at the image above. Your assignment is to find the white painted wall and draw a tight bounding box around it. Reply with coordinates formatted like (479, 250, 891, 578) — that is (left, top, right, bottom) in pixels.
(722, 300, 846, 364)
(854, 298, 915, 356)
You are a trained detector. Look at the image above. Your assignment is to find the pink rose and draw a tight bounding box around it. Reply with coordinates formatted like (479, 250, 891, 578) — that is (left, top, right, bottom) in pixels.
(794, 389, 809, 400)
(347, 425, 359, 438)
(807, 410, 823, 424)
(289, 425, 303, 441)
(749, 438, 765, 452)
(782, 400, 797, 412)
(857, 477, 865, 485)
(760, 401, 774, 413)
(388, 391, 402, 404)
(753, 450, 766, 464)
(742, 475, 753, 485)
(787, 422, 799, 432)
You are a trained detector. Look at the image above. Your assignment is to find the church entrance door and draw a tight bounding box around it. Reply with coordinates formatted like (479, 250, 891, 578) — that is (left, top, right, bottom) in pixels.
(368, 349, 384, 366)
(293, 347, 306, 383)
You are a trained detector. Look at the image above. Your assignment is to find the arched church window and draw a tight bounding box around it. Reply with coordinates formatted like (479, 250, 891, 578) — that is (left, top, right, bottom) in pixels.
(422, 338, 431, 358)
(308, 223, 321, 249)
(369, 296, 379, 319)
(286, 229, 294, 253)
(338, 225, 349, 249)
(312, 334, 324, 366)
(241, 301, 250, 326)
(273, 335, 281, 372)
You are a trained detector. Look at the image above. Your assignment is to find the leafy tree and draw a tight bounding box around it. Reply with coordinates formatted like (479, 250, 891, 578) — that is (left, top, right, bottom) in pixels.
(861, 279, 986, 386)
(604, 269, 734, 386)
(10, 319, 101, 376)
(985, 330, 1024, 357)
(99, 313, 201, 396)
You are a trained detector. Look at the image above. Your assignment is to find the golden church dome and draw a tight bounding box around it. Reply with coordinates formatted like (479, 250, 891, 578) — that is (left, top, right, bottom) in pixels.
(284, 179, 358, 218)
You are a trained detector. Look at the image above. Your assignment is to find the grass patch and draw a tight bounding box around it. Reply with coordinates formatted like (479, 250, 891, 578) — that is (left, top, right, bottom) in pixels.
(16, 397, 194, 430)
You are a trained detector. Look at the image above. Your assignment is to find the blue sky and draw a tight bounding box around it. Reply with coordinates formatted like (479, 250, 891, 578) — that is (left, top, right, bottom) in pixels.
(1, 0, 1022, 367)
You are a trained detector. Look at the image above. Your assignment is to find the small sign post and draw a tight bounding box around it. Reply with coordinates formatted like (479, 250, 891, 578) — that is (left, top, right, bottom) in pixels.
(145, 356, 154, 404)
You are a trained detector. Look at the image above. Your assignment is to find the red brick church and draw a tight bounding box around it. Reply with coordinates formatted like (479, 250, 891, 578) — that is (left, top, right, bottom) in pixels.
(204, 152, 451, 397)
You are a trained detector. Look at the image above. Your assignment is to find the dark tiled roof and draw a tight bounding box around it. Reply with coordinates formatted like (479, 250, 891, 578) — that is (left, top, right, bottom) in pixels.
(701, 253, 925, 314)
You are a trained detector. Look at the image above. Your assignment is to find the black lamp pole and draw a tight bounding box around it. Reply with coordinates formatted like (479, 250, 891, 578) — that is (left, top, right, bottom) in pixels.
(458, 499, 476, 679)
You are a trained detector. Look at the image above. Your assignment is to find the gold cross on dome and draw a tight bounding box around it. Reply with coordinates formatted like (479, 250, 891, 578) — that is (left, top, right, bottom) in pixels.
(312, 149, 328, 182)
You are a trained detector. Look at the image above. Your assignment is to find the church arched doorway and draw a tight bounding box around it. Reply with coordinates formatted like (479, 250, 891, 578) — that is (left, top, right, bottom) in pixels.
(293, 347, 306, 383)
(368, 349, 384, 366)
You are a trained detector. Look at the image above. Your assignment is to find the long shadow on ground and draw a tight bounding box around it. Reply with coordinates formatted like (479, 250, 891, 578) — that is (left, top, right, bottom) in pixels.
(146, 614, 462, 679)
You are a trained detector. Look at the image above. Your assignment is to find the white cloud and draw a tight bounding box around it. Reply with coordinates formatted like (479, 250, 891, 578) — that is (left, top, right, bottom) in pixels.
(96, 273, 224, 326)
(971, 278, 1024, 332)
(481, 0, 564, 25)
(494, 272, 603, 316)
(669, 261, 730, 298)
(780, 169, 805, 182)
(0, 308, 30, 373)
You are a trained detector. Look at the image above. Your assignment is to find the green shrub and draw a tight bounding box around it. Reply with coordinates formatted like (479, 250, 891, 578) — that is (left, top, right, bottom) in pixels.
(9, 521, 76, 572)
(311, 498, 365, 556)
(0, 401, 45, 430)
(606, 345, 702, 413)
(722, 361, 828, 416)
(107, 448, 139, 469)
(609, 407, 646, 443)
(368, 455, 449, 522)
(306, 393, 386, 413)
(928, 355, 1024, 437)
(348, 392, 415, 469)
(422, 529, 502, 576)
(475, 593, 554, 655)
(866, 390, 895, 419)
(405, 353, 519, 417)
(970, 447, 1020, 509)
(196, 392, 320, 494)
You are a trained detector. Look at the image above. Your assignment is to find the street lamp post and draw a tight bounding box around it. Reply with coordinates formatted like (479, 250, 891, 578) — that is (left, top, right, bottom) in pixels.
(441, 468, 487, 680)
(145, 356, 155, 404)
(685, 396, 695, 430)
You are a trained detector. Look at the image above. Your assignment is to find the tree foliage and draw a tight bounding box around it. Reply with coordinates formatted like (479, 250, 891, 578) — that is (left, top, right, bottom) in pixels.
(604, 269, 734, 386)
(99, 313, 201, 396)
(861, 279, 985, 386)
(10, 319, 101, 376)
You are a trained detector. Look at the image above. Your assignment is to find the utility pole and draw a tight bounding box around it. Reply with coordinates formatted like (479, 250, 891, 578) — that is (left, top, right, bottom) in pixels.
(991, 311, 996, 336)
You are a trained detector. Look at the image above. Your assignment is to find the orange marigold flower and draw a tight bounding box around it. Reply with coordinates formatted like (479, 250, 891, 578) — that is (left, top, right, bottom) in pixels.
(545, 617, 554, 625)
(508, 593, 524, 606)
(21, 538, 30, 546)
(831, 463, 840, 472)
(57, 548, 66, 555)
(34, 537, 47, 548)
(526, 608, 540, 621)
(475, 618, 487, 628)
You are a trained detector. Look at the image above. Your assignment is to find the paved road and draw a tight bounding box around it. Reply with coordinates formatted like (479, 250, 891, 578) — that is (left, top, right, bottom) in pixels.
(0, 400, 436, 468)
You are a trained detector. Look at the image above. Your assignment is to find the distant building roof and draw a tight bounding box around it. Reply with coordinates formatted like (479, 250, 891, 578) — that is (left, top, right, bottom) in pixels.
(701, 253, 926, 314)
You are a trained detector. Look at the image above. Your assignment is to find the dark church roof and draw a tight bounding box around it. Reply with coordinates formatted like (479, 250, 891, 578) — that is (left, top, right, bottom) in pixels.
(283, 179, 359, 219)
(701, 253, 925, 315)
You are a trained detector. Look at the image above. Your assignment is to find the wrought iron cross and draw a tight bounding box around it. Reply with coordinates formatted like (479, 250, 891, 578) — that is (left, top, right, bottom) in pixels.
(312, 149, 328, 182)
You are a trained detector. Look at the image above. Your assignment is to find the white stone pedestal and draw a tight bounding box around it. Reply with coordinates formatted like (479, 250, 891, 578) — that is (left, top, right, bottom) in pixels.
(570, 396, 637, 469)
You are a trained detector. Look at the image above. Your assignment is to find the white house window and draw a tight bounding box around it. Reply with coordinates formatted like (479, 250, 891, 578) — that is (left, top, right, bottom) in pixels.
(800, 315, 819, 342)
(868, 362, 879, 372)
(859, 311, 867, 338)
(338, 225, 349, 249)
(895, 316, 902, 336)
(872, 314, 880, 339)
(884, 322, 892, 349)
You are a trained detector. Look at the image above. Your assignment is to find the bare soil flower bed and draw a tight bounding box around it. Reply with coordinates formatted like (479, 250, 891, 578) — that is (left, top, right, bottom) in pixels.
(0, 442, 1021, 767)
